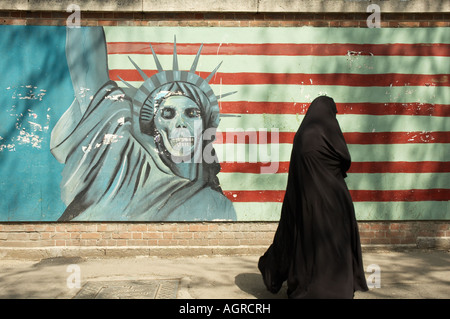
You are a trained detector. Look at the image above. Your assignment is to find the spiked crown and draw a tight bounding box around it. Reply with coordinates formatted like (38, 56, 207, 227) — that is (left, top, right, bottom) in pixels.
(118, 37, 236, 131)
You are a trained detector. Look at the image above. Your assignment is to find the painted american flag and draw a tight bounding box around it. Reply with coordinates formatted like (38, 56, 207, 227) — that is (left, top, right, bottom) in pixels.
(104, 26, 449, 221)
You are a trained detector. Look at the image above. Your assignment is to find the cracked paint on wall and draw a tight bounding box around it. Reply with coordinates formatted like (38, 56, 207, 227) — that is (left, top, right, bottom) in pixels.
(0, 85, 51, 152)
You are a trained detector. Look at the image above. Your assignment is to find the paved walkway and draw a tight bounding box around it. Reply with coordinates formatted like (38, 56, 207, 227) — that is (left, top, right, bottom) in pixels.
(0, 249, 448, 299)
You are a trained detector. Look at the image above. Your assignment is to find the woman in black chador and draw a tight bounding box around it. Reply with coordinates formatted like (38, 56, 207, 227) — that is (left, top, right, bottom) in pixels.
(258, 95, 368, 299)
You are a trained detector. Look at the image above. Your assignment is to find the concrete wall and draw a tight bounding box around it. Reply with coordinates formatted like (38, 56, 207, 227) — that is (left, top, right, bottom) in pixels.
(1, 0, 449, 13)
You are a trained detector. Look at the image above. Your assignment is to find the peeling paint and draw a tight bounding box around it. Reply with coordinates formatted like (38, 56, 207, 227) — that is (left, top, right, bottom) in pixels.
(0, 85, 50, 151)
(346, 50, 374, 71)
(78, 87, 90, 97)
(81, 134, 123, 154)
(16, 129, 43, 148)
(104, 93, 125, 101)
(102, 133, 122, 145)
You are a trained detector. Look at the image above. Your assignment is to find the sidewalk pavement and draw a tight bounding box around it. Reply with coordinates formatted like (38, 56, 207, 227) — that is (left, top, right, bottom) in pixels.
(0, 248, 448, 299)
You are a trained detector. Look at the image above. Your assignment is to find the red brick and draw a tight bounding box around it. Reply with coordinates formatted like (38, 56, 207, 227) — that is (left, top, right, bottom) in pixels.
(360, 231, 375, 239)
(127, 240, 147, 246)
(309, 20, 329, 27)
(339, 20, 360, 27)
(370, 223, 390, 231)
(143, 232, 163, 239)
(189, 224, 209, 232)
(112, 232, 132, 239)
(81, 233, 102, 239)
(158, 239, 178, 246)
(128, 224, 147, 232)
(97, 20, 117, 26)
(163, 232, 173, 239)
(116, 239, 128, 246)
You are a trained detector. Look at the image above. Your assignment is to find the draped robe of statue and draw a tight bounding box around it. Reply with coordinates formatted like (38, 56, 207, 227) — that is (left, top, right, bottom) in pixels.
(258, 96, 368, 299)
(50, 27, 236, 221)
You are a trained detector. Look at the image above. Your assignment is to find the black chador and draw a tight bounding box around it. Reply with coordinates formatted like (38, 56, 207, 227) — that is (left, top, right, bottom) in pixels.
(258, 96, 369, 299)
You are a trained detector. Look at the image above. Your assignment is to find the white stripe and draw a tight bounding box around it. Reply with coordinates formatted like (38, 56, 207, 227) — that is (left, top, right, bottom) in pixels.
(104, 27, 450, 44)
(233, 202, 282, 221)
(232, 201, 449, 221)
(353, 201, 449, 220)
(217, 114, 449, 132)
(116, 82, 449, 104)
(108, 54, 450, 75)
(218, 172, 450, 191)
(213, 143, 449, 162)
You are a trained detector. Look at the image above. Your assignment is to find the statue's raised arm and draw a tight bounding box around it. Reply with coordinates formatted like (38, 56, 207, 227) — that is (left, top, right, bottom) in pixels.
(50, 27, 111, 161)
(65, 26, 110, 114)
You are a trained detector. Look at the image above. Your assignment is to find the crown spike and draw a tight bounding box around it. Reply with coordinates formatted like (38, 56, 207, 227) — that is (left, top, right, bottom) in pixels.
(173, 35, 179, 71)
(216, 91, 237, 100)
(128, 56, 149, 80)
(117, 75, 137, 89)
(205, 61, 222, 83)
(190, 44, 203, 73)
(149, 44, 164, 72)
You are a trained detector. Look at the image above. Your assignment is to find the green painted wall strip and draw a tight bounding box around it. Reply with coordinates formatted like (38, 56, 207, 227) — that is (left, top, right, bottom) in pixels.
(217, 114, 449, 132)
(105, 27, 450, 45)
(213, 143, 448, 162)
(217, 172, 450, 191)
(108, 54, 450, 75)
(233, 201, 449, 221)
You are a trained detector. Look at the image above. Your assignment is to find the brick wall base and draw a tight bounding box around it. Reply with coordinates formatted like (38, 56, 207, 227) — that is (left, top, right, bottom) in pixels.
(0, 221, 449, 259)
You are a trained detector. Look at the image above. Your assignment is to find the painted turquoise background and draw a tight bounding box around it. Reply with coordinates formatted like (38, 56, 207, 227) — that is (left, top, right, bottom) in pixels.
(0, 26, 73, 221)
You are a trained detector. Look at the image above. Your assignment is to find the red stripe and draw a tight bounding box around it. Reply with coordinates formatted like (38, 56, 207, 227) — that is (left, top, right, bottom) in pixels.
(219, 102, 450, 116)
(223, 189, 449, 202)
(107, 42, 450, 57)
(349, 161, 450, 173)
(220, 162, 291, 174)
(219, 161, 450, 174)
(210, 72, 449, 86)
(110, 70, 449, 87)
(214, 131, 450, 144)
(344, 131, 450, 144)
(215, 131, 291, 144)
(350, 189, 450, 202)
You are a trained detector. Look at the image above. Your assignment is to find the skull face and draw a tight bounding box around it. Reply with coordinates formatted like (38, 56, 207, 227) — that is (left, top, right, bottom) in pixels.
(154, 95, 203, 158)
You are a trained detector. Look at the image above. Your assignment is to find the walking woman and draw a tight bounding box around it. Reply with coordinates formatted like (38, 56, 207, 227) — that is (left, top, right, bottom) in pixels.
(258, 96, 369, 299)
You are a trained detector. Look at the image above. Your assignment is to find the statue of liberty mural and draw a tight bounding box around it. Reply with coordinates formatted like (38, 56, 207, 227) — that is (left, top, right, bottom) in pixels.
(50, 27, 237, 221)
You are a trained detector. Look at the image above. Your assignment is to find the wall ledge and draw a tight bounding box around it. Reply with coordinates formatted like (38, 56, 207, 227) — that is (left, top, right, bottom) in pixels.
(1, 242, 448, 260)
(0, 0, 448, 13)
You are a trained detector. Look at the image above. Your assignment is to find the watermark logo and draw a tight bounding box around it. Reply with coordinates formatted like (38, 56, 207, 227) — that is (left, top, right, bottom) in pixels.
(168, 123, 280, 174)
(66, 264, 81, 289)
(367, 4, 381, 28)
(66, 4, 81, 28)
(366, 264, 381, 288)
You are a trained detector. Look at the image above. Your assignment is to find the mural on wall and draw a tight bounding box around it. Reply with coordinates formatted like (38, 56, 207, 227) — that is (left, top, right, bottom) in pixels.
(50, 27, 236, 221)
(0, 25, 448, 221)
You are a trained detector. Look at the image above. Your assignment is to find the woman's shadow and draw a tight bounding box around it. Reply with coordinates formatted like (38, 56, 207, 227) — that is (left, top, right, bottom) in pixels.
(235, 273, 288, 299)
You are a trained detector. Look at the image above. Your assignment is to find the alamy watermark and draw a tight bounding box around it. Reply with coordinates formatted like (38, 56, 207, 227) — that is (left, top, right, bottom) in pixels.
(66, 264, 81, 289)
(167, 122, 280, 174)
(367, 4, 381, 28)
(66, 4, 81, 28)
(366, 264, 381, 288)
